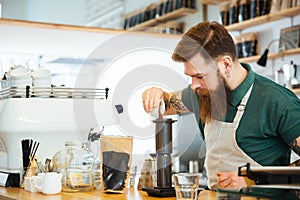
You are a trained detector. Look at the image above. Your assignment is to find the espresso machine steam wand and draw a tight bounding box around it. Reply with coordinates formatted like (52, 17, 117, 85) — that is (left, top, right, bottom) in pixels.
(143, 118, 177, 197)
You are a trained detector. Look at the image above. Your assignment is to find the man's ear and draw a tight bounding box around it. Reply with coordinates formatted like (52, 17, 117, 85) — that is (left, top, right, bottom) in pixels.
(217, 55, 233, 76)
(222, 55, 233, 71)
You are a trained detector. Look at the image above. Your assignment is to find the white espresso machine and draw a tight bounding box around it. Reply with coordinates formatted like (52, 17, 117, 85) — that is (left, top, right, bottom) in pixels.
(0, 86, 122, 187)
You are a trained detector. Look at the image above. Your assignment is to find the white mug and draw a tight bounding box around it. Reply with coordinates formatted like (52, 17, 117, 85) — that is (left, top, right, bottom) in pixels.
(35, 172, 63, 195)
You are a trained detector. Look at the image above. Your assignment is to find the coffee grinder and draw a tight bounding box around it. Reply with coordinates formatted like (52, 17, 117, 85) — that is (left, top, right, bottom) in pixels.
(143, 118, 177, 197)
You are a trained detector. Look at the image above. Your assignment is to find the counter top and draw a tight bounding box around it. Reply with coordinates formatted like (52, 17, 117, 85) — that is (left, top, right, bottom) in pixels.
(0, 187, 261, 200)
(3, 187, 171, 200)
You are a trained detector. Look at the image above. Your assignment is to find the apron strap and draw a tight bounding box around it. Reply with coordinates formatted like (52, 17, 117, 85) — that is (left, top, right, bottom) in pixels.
(233, 84, 253, 123)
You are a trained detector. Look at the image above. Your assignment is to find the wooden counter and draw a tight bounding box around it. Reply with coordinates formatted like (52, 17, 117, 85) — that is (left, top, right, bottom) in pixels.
(3, 187, 172, 200)
(0, 187, 262, 200)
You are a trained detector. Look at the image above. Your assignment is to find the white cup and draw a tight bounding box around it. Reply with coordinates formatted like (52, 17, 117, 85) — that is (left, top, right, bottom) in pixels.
(31, 69, 51, 87)
(149, 100, 165, 118)
(173, 173, 200, 200)
(35, 172, 63, 195)
(10, 67, 32, 87)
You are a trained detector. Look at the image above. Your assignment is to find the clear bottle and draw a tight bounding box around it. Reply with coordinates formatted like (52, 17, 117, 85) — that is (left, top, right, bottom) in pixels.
(53, 141, 95, 192)
(93, 160, 101, 190)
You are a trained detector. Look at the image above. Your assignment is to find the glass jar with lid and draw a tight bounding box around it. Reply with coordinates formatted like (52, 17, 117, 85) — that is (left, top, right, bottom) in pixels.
(53, 141, 95, 192)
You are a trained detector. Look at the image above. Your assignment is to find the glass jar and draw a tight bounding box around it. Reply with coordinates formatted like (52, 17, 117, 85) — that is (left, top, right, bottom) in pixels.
(53, 141, 95, 192)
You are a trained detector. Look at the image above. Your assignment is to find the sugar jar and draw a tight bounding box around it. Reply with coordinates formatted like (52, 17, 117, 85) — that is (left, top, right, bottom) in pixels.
(53, 141, 95, 192)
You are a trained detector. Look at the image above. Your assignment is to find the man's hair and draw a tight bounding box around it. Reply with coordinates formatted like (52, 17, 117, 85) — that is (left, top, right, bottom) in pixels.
(172, 21, 237, 62)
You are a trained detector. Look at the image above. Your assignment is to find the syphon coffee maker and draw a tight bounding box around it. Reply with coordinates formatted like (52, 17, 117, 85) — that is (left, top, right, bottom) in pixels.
(143, 118, 177, 197)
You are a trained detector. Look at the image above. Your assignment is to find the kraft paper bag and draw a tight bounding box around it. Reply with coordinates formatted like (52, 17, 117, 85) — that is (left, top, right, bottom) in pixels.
(100, 135, 133, 193)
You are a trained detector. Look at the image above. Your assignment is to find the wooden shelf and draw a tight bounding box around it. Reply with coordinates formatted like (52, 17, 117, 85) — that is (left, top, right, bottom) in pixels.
(128, 7, 197, 30)
(0, 18, 125, 34)
(225, 6, 300, 31)
(202, 0, 228, 5)
(0, 18, 183, 39)
(239, 47, 300, 63)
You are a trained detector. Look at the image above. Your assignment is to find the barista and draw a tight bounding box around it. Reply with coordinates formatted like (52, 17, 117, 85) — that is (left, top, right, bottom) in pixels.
(142, 21, 300, 190)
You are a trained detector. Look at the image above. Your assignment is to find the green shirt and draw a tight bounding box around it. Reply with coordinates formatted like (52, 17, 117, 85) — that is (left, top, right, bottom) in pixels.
(181, 63, 300, 166)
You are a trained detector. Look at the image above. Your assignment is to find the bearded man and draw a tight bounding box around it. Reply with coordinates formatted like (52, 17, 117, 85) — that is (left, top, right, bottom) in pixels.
(142, 21, 300, 190)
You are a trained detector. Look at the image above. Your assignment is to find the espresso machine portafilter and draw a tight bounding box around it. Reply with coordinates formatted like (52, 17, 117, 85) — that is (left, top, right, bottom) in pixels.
(143, 118, 177, 197)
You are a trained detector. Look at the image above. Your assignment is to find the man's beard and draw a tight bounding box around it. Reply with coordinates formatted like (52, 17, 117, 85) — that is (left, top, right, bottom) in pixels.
(195, 75, 229, 123)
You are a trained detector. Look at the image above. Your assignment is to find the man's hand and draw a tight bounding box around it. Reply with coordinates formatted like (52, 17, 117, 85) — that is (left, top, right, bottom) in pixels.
(142, 87, 165, 113)
(217, 171, 247, 189)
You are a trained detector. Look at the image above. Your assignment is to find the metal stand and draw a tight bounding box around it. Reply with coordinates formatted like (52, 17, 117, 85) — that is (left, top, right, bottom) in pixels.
(143, 118, 176, 197)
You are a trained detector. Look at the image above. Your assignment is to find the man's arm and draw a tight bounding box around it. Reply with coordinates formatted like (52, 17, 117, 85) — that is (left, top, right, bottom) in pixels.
(163, 91, 190, 115)
(289, 136, 300, 166)
(142, 87, 190, 115)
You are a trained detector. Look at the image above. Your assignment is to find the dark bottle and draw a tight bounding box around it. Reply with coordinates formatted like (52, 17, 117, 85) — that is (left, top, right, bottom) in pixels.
(144, 8, 150, 22)
(148, 4, 157, 20)
(219, 2, 230, 26)
(166, 0, 174, 14)
(236, 35, 244, 58)
(174, 0, 183, 9)
(135, 13, 141, 26)
(260, 0, 272, 16)
(128, 16, 133, 28)
(190, 0, 196, 9)
(131, 14, 137, 27)
(183, 0, 196, 8)
(236, 43, 244, 58)
(156, 2, 166, 18)
(239, 0, 250, 22)
(244, 41, 254, 57)
(139, 10, 146, 24)
(229, 0, 239, 25)
(242, 33, 258, 57)
(250, 0, 257, 18)
(123, 18, 128, 30)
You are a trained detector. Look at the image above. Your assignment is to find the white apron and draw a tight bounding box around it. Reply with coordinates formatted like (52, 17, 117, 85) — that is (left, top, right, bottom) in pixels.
(204, 85, 261, 190)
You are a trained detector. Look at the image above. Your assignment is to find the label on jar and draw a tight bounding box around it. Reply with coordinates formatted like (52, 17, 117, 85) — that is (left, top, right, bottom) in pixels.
(69, 173, 85, 187)
(68, 173, 91, 187)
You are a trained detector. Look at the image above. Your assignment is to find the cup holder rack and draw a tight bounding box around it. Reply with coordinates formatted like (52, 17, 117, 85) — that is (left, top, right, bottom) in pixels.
(0, 86, 109, 100)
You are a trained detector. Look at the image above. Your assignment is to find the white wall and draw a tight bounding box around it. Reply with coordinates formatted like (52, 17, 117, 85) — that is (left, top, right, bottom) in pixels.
(0, 0, 86, 26)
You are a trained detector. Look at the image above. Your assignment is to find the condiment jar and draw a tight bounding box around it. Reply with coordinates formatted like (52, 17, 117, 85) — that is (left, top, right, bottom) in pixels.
(53, 141, 95, 192)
